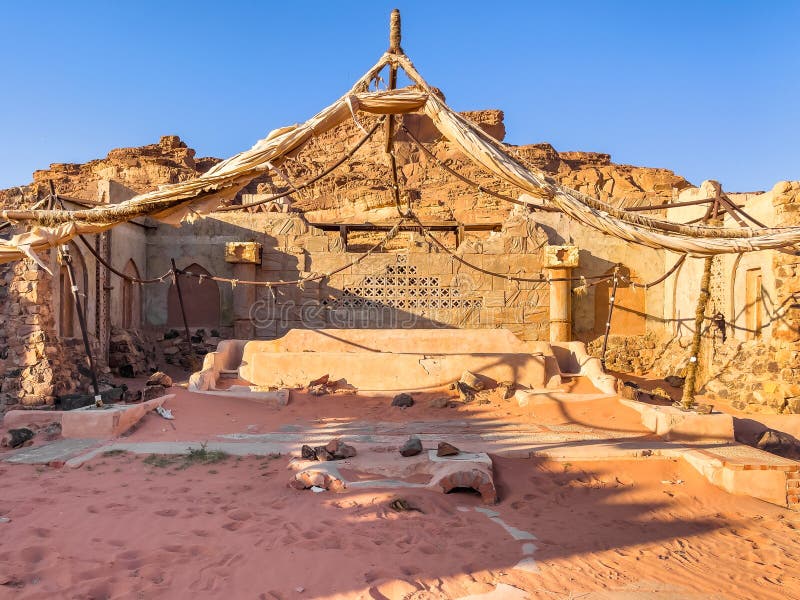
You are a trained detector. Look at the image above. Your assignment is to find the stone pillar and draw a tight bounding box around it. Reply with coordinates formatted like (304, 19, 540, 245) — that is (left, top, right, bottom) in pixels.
(225, 242, 262, 339)
(544, 245, 579, 343)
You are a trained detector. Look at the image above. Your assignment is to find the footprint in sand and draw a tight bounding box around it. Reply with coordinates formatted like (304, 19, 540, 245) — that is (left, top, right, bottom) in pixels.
(20, 546, 47, 563)
(226, 509, 252, 522)
(222, 521, 243, 532)
(29, 527, 51, 539)
(155, 509, 179, 517)
(320, 536, 341, 550)
(192, 529, 210, 537)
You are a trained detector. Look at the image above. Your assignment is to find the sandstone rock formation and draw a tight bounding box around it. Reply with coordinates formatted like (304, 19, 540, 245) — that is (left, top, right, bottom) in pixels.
(1, 109, 691, 222)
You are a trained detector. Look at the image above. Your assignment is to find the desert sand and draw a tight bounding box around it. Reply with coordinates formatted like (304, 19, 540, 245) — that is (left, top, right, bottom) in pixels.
(1, 376, 799, 599)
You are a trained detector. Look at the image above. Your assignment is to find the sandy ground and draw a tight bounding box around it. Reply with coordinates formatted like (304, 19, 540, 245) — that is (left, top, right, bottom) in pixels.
(118, 375, 650, 445)
(1, 372, 800, 599)
(1, 453, 799, 599)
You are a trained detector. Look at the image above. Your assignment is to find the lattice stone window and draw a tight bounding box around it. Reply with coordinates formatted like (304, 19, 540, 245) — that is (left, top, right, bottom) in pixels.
(322, 261, 482, 310)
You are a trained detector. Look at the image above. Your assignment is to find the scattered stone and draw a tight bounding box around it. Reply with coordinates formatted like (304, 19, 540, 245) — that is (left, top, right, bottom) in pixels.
(437, 442, 460, 457)
(141, 384, 168, 402)
(756, 429, 800, 458)
(308, 384, 329, 396)
(146, 371, 172, 388)
(459, 370, 485, 391)
(664, 375, 685, 388)
(312, 446, 334, 461)
(400, 437, 422, 457)
(428, 397, 449, 409)
(456, 382, 475, 403)
(497, 381, 515, 400)
(325, 438, 357, 459)
(392, 393, 414, 408)
(303, 439, 357, 461)
(1, 428, 34, 449)
(389, 498, 422, 512)
(309, 374, 329, 387)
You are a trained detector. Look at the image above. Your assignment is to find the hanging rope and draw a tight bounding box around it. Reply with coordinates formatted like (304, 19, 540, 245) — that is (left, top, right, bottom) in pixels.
(216, 117, 385, 213)
(76, 234, 173, 284)
(406, 212, 610, 286)
(177, 219, 406, 288)
(617, 254, 687, 290)
(400, 125, 558, 212)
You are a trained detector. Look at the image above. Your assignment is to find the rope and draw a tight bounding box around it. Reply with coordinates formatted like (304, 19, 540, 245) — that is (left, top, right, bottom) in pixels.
(177, 219, 406, 287)
(215, 118, 385, 213)
(406, 212, 610, 286)
(76, 234, 173, 284)
(618, 254, 687, 290)
(401, 125, 558, 212)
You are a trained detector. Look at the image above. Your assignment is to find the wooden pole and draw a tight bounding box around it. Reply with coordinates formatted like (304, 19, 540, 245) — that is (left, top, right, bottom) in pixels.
(61, 247, 102, 407)
(681, 193, 721, 409)
(600, 267, 620, 370)
(384, 9, 401, 152)
(170, 258, 198, 370)
(681, 255, 713, 409)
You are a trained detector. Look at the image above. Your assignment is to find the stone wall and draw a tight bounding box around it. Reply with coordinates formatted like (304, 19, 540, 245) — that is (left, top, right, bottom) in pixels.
(145, 208, 551, 341)
(0, 255, 108, 410)
(589, 181, 800, 414)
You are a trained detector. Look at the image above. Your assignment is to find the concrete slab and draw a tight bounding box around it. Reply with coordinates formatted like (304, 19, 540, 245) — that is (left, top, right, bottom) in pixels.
(3, 438, 99, 464)
(189, 388, 290, 407)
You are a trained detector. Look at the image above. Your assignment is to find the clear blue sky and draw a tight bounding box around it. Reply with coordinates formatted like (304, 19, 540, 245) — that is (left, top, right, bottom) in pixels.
(1, 1, 797, 192)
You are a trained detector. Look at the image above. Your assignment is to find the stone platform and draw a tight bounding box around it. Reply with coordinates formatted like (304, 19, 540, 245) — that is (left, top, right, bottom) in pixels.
(3, 395, 172, 439)
(190, 328, 615, 395)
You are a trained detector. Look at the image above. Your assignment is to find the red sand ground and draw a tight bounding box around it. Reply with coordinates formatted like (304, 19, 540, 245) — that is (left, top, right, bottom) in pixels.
(1, 374, 799, 599)
(1, 454, 798, 599)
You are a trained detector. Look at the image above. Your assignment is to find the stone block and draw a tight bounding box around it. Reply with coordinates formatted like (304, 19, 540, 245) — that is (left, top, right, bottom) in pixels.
(303, 236, 329, 253)
(544, 245, 580, 269)
(225, 242, 262, 264)
(483, 290, 505, 308)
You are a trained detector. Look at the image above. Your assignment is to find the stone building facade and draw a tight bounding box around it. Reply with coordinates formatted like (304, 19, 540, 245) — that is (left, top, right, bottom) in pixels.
(0, 112, 798, 415)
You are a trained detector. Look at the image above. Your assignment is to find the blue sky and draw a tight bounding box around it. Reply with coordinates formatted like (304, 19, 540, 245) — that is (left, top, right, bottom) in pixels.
(0, 1, 797, 192)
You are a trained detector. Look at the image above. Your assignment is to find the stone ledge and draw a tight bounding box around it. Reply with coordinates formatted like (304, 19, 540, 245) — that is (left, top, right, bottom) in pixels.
(620, 398, 734, 441)
(60, 395, 172, 438)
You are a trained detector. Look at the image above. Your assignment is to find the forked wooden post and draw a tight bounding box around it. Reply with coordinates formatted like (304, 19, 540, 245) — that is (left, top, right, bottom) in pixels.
(681, 188, 721, 408)
(60, 246, 102, 407)
(170, 258, 199, 370)
(384, 9, 401, 153)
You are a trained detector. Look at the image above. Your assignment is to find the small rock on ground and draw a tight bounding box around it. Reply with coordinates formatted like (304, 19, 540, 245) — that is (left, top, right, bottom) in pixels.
(428, 397, 449, 409)
(1, 428, 34, 449)
(437, 442, 460, 457)
(146, 371, 173, 388)
(392, 393, 414, 408)
(400, 437, 422, 457)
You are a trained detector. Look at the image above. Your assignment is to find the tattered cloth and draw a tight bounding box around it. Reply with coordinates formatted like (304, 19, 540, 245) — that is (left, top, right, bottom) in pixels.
(2, 52, 800, 264)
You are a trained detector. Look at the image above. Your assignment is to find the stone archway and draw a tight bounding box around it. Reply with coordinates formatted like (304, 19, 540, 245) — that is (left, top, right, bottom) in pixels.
(167, 263, 221, 329)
